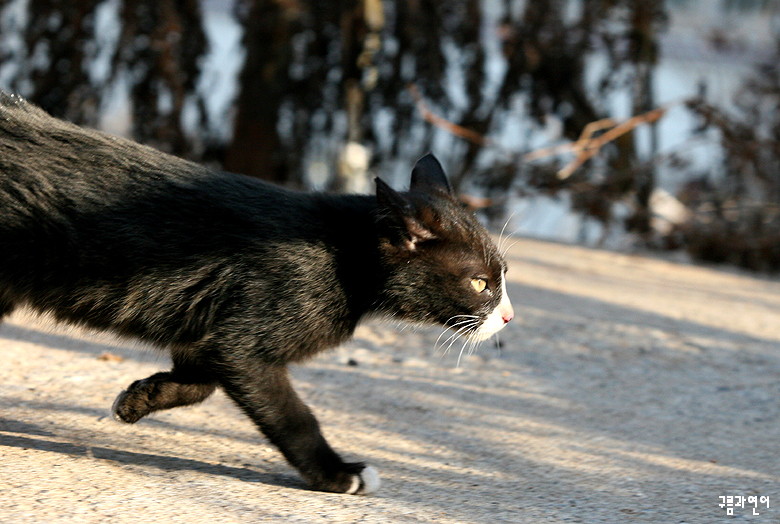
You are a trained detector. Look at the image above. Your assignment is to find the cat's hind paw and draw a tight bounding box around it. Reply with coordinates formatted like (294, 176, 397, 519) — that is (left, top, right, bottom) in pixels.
(346, 465, 381, 495)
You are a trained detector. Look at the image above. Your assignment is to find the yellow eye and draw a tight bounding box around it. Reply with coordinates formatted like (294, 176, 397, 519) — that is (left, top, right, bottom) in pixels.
(470, 278, 487, 293)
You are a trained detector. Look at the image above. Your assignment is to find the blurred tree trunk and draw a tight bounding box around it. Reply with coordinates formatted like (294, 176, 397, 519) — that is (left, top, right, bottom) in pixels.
(624, 0, 663, 238)
(333, 0, 374, 193)
(8, 0, 208, 157)
(19, 0, 102, 124)
(225, 0, 298, 184)
(450, 0, 487, 191)
(113, 0, 208, 156)
(498, 0, 601, 141)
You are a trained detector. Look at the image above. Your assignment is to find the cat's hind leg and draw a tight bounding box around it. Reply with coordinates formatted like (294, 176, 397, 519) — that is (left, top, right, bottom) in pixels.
(218, 362, 380, 495)
(112, 364, 217, 423)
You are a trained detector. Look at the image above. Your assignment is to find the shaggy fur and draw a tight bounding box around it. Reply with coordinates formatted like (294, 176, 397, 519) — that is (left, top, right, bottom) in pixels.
(0, 92, 509, 494)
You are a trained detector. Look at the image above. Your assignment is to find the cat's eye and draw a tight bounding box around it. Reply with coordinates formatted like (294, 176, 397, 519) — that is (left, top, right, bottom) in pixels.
(470, 278, 487, 293)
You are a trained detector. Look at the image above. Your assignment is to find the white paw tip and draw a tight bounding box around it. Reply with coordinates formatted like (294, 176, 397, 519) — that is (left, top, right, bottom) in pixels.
(360, 466, 381, 494)
(346, 466, 381, 495)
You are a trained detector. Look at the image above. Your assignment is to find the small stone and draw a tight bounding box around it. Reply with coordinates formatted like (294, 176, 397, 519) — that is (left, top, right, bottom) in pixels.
(97, 352, 124, 362)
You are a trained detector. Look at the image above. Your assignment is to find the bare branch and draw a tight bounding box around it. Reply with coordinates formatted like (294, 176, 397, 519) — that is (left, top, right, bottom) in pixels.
(409, 82, 686, 179)
(408, 84, 494, 148)
(556, 105, 668, 180)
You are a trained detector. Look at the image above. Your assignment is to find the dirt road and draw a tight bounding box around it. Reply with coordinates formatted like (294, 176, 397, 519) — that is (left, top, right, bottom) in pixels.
(1, 237, 778, 523)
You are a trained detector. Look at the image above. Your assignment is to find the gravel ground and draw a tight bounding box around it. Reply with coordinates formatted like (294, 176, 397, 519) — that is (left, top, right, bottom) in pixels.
(1, 237, 778, 523)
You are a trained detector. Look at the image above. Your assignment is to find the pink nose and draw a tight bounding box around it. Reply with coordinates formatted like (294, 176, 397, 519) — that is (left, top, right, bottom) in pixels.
(502, 308, 514, 324)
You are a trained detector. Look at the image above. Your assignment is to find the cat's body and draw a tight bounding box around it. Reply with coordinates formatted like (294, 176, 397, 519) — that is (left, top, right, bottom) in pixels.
(0, 92, 513, 494)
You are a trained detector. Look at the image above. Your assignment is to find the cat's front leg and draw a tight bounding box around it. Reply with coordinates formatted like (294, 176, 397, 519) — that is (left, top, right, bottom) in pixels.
(218, 362, 380, 494)
(112, 364, 218, 423)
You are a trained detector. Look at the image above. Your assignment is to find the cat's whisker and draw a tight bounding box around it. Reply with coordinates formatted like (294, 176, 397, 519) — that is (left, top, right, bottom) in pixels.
(497, 212, 515, 254)
(456, 337, 471, 368)
(447, 318, 480, 328)
(441, 314, 478, 326)
(443, 321, 479, 357)
(435, 314, 480, 350)
(433, 319, 474, 351)
(436, 323, 474, 355)
(465, 334, 479, 358)
(446, 333, 472, 359)
(435, 326, 467, 352)
(456, 327, 492, 367)
(435, 324, 465, 351)
(438, 324, 471, 354)
(501, 237, 521, 259)
(446, 314, 480, 322)
(500, 225, 523, 259)
(469, 335, 480, 355)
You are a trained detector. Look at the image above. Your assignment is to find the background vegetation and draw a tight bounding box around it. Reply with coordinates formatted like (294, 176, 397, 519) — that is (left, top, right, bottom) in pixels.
(1, 0, 778, 270)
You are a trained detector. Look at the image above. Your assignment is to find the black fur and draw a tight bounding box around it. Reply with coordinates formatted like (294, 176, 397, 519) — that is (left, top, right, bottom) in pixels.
(0, 92, 507, 493)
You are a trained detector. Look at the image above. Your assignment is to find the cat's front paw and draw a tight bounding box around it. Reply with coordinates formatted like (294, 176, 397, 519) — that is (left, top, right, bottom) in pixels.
(345, 465, 381, 495)
(111, 387, 147, 423)
(310, 463, 381, 495)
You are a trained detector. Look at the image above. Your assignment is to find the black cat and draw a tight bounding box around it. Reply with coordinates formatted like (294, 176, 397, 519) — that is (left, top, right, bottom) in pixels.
(0, 92, 513, 494)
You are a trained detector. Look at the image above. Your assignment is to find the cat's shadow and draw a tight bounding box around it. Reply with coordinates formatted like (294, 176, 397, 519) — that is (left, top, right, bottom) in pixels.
(0, 321, 155, 362)
(0, 419, 302, 490)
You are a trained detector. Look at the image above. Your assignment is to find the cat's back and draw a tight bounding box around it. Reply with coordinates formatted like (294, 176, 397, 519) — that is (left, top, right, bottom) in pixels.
(0, 91, 305, 237)
(0, 92, 320, 279)
(0, 90, 214, 198)
(0, 93, 341, 343)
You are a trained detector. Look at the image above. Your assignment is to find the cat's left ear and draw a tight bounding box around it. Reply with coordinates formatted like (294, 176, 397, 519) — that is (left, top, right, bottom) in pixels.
(375, 177, 437, 251)
(410, 153, 454, 197)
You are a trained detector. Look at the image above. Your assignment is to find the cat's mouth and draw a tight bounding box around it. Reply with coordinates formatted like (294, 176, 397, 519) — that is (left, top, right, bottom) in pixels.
(437, 291, 513, 365)
(440, 288, 513, 346)
(471, 309, 512, 342)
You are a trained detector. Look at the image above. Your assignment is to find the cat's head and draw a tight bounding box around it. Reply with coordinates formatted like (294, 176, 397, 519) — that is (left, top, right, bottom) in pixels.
(375, 154, 514, 343)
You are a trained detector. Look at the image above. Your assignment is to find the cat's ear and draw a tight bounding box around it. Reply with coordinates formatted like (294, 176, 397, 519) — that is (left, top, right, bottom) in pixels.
(375, 177, 436, 251)
(410, 153, 454, 196)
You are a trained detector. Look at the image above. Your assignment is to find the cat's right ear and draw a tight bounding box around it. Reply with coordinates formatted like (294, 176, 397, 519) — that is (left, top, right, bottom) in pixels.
(375, 177, 436, 252)
(410, 153, 454, 197)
